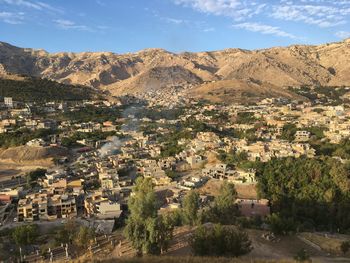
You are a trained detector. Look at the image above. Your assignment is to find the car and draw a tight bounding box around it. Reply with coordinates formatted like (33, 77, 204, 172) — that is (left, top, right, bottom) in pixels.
(13, 218, 17, 222)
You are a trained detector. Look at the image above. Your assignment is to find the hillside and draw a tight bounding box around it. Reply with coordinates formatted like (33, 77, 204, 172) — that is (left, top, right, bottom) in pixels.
(1, 39, 350, 101)
(0, 145, 68, 166)
(0, 75, 100, 102)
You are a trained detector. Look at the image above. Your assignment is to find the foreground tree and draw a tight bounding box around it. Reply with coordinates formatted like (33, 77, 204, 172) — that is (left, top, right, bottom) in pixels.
(74, 226, 95, 248)
(340, 241, 350, 255)
(124, 177, 173, 255)
(190, 224, 252, 257)
(182, 190, 200, 226)
(202, 182, 239, 224)
(12, 224, 39, 246)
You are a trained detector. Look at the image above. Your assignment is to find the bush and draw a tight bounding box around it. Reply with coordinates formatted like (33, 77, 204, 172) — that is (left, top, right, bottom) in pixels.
(190, 224, 252, 257)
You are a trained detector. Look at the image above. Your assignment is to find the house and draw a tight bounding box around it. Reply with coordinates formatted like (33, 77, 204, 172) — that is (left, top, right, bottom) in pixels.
(180, 176, 205, 189)
(294, 130, 310, 142)
(84, 192, 122, 219)
(26, 138, 46, 147)
(17, 193, 77, 222)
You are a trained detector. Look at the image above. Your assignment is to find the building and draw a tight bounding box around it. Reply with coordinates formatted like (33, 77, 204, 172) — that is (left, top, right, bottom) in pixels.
(84, 192, 122, 219)
(17, 193, 77, 222)
(294, 130, 310, 142)
(4, 97, 13, 108)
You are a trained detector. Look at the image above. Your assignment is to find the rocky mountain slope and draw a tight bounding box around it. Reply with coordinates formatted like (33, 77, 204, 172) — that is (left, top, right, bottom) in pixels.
(0, 39, 349, 99)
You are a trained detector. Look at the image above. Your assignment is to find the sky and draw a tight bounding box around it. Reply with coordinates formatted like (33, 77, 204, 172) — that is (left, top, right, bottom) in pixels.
(1, 0, 350, 53)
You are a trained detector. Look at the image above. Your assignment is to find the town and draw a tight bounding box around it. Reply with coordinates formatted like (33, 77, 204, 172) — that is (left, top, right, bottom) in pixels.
(1, 84, 350, 262)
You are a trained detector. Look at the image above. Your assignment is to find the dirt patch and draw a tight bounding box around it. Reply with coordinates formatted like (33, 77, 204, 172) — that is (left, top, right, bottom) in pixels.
(0, 146, 69, 181)
(198, 179, 258, 199)
(0, 145, 68, 164)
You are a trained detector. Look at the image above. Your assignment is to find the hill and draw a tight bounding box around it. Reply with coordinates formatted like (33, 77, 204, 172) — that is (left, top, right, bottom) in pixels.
(0, 75, 100, 102)
(1, 39, 350, 101)
(0, 145, 68, 166)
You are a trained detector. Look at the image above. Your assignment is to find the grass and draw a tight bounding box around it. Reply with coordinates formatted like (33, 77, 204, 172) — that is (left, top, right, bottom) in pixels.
(300, 232, 343, 254)
(76, 256, 293, 263)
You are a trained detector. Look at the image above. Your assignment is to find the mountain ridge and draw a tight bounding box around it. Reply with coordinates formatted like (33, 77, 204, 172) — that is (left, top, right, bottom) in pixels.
(1, 39, 350, 100)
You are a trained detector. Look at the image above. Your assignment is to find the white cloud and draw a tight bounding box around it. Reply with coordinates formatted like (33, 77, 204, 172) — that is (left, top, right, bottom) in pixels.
(173, 0, 266, 21)
(271, 1, 350, 28)
(164, 17, 187, 25)
(2, 0, 42, 10)
(54, 19, 92, 31)
(1, 0, 61, 12)
(233, 22, 298, 39)
(203, 27, 215, 32)
(0, 11, 24, 24)
(335, 31, 350, 39)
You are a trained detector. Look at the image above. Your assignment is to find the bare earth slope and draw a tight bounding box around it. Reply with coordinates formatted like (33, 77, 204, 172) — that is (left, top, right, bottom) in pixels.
(0, 145, 68, 166)
(0, 39, 349, 100)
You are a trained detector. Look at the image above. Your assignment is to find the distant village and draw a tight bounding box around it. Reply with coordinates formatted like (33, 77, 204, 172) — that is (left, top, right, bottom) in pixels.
(1, 85, 350, 260)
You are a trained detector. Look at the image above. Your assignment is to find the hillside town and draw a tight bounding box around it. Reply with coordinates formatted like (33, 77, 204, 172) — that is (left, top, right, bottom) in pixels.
(1, 85, 350, 261)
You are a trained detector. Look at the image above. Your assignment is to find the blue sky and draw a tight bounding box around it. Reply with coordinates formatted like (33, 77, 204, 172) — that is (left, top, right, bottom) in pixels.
(1, 0, 350, 53)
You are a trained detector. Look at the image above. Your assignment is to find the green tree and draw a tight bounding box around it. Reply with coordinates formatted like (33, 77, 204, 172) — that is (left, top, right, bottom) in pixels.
(294, 249, 311, 262)
(144, 215, 174, 254)
(74, 226, 95, 248)
(340, 241, 350, 255)
(202, 182, 239, 224)
(55, 220, 77, 245)
(267, 213, 296, 235)
(281, 123, 298, 141)
(124, 177, 173, 255)
(190, 224, 252, 257)
(12, 225, 39, 246)
(182, 191, 200, 226)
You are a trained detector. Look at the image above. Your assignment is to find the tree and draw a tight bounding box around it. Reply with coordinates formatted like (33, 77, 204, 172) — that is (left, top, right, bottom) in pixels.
(294, 249, 311, 262)
(124, 177, 173, 255)
(281, 123, 298, 141)
(201, 182, 239, 224)
(256, 157, 350, 233)
(190, 224, 252, 257)
(182, 191, 200, 226)
(340, 241, 350, 255)
(55, 220, 77, 245)
(267, 213, 296, 235)
(144, 215, 174, 254)
(74, 226, 95, 248)
(12, 225, 39, 246)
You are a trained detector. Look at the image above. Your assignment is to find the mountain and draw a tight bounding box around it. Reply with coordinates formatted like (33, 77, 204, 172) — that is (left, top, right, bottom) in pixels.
(1, 39, 350, 101)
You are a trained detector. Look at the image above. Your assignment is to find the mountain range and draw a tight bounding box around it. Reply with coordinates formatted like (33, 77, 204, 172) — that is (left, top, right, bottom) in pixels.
(1, 39, 350, 101)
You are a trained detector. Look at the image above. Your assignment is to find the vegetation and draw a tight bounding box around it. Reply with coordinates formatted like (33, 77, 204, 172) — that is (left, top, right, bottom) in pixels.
(182, 191, 200, 226)
(0, 128, 56, 148)
(257, 157, 350, 233)
(190, 224, 252, 257)
(124, 177, 174, 255)
(340, 241, 350, 255)
(159, 129, 192, 157)
(54, 220, 95, 248)
(294, 249, 311, 262)
(26, 168, 47, 187)
(134, 107, 185, 120)
(310, 138, 350, 158)
(59, 105, 121, 122)
(201, 182, 239, 225)
(289, 85, 349, 105)
(235, 112, 257, 124)
(217, 150, 248, 168)
(12, 224, 39, 246)
(61, 131, 117, 148)
(0, 77, 97, 101)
